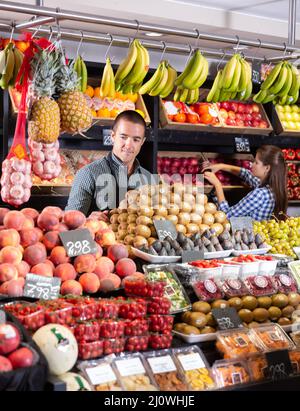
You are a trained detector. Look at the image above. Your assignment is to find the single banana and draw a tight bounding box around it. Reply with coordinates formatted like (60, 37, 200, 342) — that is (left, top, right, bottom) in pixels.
(160, 63, 177, 98)
(81, 58, 88, 92)
(123, 41, 149, 87)
(253, 89, 268, 103)
(100, 57, 115, 98)
(9, 47, 23, 87)
(237, 58, 249, 92)
(261, 93, 276, 104)
(242, 79, 253, 101)
(288, 90, 299, 104)
(227, 56, 242, 92)
(0, 49, 6, 75)
(207, 70, 222, 102)
(289, 64, 300, 97)
(186, 88, 195, 104)
(0, 46, 15, 89)
(114, 39, 138, 85)
(221, 54, 239, 89)
(261, 61, 283, 90)
(149, 61, 169, 96)
(268, 63, 288, 95)
(192, 87, 199, 103)
(175, 52, 197, 86)
(193, 55, 208, 89)
(173, 86, 182, 101)
(277, 63, 293, 98)
(212, 87, 220, 102)
(279, 94, 288, 105)
(182, 50, 203, 89)
(139, 61, 165, 95)
(179, 87, 189, 102)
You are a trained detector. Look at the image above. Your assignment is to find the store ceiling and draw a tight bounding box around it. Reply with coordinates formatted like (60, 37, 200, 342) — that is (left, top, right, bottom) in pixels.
(0, 0, 300, 60)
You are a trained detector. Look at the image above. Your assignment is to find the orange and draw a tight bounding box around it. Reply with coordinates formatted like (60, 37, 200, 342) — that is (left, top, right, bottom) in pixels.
(97, 108, 110, 118)
(90, 109, 97, 117)
(93, 87, 101, 98)
(85, 85, 94, 98)
(110, 109, 120, 118)
(126, 93, 138, 103)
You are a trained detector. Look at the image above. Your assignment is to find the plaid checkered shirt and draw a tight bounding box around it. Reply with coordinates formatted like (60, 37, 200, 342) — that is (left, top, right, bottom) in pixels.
(65, 152, 157, 216)
(218, 167, 275, 221)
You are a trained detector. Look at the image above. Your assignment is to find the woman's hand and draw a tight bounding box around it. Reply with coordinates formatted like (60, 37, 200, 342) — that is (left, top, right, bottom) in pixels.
(204, 171, 222, 187)
(89, 210, 109, 222)
(201, 162, 224, 173)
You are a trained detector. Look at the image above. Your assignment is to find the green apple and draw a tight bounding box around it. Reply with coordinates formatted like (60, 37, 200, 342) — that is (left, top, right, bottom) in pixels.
(286, 121, 297, 130)
(278, 112, 286, 120)
(295, 121, 300, 130)
(291, 105, 299, 113)
(281, 120, 288, 128)
(284, 105, 292, 112)
(276, 104, 284, 112)
(285, 112, 293, 120)
(291, 112, 300, 121)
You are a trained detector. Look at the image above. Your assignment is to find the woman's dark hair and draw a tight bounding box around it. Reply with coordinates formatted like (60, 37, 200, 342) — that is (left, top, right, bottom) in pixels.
(256, 145, 287, 218)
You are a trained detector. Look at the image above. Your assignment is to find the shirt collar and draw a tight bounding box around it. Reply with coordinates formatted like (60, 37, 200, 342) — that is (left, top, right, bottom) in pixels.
(110, 151, 141, 174)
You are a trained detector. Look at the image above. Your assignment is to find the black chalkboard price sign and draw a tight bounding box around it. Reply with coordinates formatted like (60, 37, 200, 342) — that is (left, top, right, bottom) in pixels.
(23, 274, 61, 300)
(265, 350, 293, 381)
(235, 137, 250, 153)
(59, 228, 98, 257)
(153, 220, 177, 241)
(212, 307, 243, 330)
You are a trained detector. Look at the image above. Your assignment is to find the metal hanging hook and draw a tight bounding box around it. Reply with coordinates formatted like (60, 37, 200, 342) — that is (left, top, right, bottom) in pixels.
(9, 22, 15, 43)
(48, 26, 53, 42)
(252, 38, 262, 62)
(104, 34, 114, 61)
(283, 41, 287, 57)
(160, 41, 167, 61)
(55, 7, 61, 41)
(133, 19, 140, 39)
(76, 30, 84, 57)
(194, 28, 201, 49)
(217, 49, 226, 70)
(31, 25, 42, 40)
(234, 35, 240, 52)
(185, 44, 193, 64)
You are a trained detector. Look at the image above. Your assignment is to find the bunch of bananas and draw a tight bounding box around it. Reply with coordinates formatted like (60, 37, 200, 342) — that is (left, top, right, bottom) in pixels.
(73, 55, 88, 92)
(100, 57, 115, 98)
(0, 42, 24, 89)
(175, 49, 208, 90)
(139, 60, 177, 97)
(114, 39, 149, 94)
(173, 86, 199, 103)
(253, 61, 300, 105)
(207, 54, 252, 102)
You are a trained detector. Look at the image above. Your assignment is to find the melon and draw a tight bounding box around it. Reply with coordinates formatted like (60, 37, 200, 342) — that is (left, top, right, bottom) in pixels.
(59, 372, 92, 391)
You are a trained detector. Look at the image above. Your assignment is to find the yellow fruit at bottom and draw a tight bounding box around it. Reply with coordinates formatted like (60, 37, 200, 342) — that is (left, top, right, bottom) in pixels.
(135, 109, 145, 119)
(94, 87, 101, 98)
(85, 85, 94, 98)
(110, 109, 120, 118)
(126, 93, 138, 103)
(97, 108, 110, 118)
(90, 109, 97, 117)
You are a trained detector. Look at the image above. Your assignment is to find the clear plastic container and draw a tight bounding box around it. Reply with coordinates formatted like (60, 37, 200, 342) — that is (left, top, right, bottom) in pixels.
(98, 319, 125, 339)
(229, 259, 260, 277)
(256, 257, 278, 276)
(78, 340, 104, 360)
(148, 315, 174, 333)
(124, 279, 166, 298)
(125, 334, 149, 351)
(216, 328, 262, 359)
(64, 296, 98, 321)
(143, 264, 191, 314)
(4, 301, 45, 331)
(190, 271, 224, 302)
(112, 353, 158, 391)
(78, 357, 122, 391)
(289, 349, 300, 375)
(146, 297, 171, 315)
(43, 301, 73, 325)
(172, 345, 215, 391)
(247, 353, 269, 382)
(124, 319, 149, 336)
(251, 323, 295, 351)
(117, 299, 147, 320)
(103, 338, 126, 355)
(97, 299, 119, 319)
(240, 271, 277, 297)
(272, 271, 298, 294)
(212, 359, 251, 388)
(144, 349, 189, 391)
(218, 267, 248, 298)
(73, 320, 100, 342)
(148, 332, 173, 349)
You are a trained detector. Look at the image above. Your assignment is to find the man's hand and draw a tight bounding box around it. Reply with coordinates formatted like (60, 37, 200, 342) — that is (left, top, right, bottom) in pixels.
(204, 171, 222, 187)
(89, 211, 109, 222)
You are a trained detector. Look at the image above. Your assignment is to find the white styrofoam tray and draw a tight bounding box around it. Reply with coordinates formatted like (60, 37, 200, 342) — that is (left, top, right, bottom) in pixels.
(204, 249, 234, 259)
(232, 246, 272, 256)
(131, 247, 181, 263)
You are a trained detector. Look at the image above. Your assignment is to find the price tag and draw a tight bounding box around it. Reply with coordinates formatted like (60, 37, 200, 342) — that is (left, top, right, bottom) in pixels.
(115, 358, 146, 377)
(181, 250, 204, 263)
(177, 353, 205, 371)
(23, 274, 61, 300)
(212, 307, 243, 330)
(252, 60, 261, 84)
(0, 310, 6, 324)
(86, 364, 117, 385)
(103, 129, 113, 146)
(230, 216, 253, 233)
(265, 350, 293, 380)
(153, 220, 177, 241)
(235, 137, 250, 153)
(147, 355, 177, 374)
(59, 228, 97, 257)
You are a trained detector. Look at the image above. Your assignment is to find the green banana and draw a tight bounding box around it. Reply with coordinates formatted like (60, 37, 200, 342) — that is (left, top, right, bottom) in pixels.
(139, 61, 165, 95)
(253, 89, 268, 103)
(242, 79, 253, 101)
(175, 52, 197, 86)
(269, 63, 288, 95)
(277, 63, 293, 97)
(193, 56, 209, 89)
(289, 64, 300, 97)
(227, 56, 242, 92)
(219, 89, 232, 102)
(0, 49, 6, 76)
(179, 87, 189, 102)
(212, 87, 220, 102)
(192, 87, 199, 103)
(160, 63, 177, 98)
(237, 58, 249, 92)
(121, 83, 133, 94)
(123, 41, 149, 87)
(73, 56, 82, 90)
(261, 61, 283, 90)
(207, 70, 222, 102)
(0, 44, 15, 89)
(221, 54, 239, 89)
(182, 50, 203, 89)
(289, 90, 299, 104)
(279, 94, 288, 105)
(100, 57, 115, 98)
(261, 93, 276, 104)
(80, 58, 88, 92)
(149, 61, 169, 96)
(114, 39, 138, 85)
(173, 86, 182, 101)
(9, 47, 23, 87)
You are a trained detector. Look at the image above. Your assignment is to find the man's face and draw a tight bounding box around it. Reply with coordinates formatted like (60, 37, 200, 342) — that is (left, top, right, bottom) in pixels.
(111, 120, 145, 166)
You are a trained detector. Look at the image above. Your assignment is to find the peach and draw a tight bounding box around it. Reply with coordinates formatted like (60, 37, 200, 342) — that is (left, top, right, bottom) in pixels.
(60, 280, 83, 296)
(21, 208, 39, 223)
(42, 206, 63, 220)
(57, 223, 69, 232)
(31, 263, 53, 277)
(63, 210, 86, 230)
(37, 213, 60, 231)
(19, 228, 40, 248)
(16, 261, 30, 278)
(21, 217, 35, 230)
(0, 208, 9, 225)
(0, 229, 20, 247)
(0, 281, 9, 295)
(0, 263, 18, 282)
(23, 243, 47, 266)
(45, 259, 55, 271)
(43, 231, 61, 251)
(0, 246, 23, 265)
(93, 243, 103, 260)
(50, 246, 70, 265)
(7, 279, 24, 297)
(99, 273, 121, 292)
(74, 254, 96, 273)
(95, 228, 116, 248)
(93, 257, 114, 281)
(79, 272, 100, 294)
(84, 219, 103, 235)
(3, 211, 26, 231)
(34, 228, 43, 242)
(107, 244, 128, 263)
(54, 263, 77, 281)
(97, 221, 109, 230)
(121, 272, 145, 287)
(115, 258, 137, 278)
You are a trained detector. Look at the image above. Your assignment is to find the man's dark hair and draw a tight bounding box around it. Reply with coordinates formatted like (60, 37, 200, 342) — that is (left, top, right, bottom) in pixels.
(113, 110, 146, 134)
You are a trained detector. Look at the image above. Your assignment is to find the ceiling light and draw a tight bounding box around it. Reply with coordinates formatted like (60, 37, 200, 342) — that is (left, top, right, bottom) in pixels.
(145, 32, 163, 37)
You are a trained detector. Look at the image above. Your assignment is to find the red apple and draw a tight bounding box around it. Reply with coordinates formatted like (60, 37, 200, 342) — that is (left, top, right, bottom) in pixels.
(236, 119, 245, 127)
(221, 101, 230, 111)
(244, 120, 253, 127)
(227, 111, 236, 119)
(252, 113, 262, 121)
(237, 103, 245, 113)
(230, 102, 239, 112)
(8, 347, 34, 369)
(0, 323, 21, 355)
(252, 119, 260, 127)
(226, 118, 237, 126)
(259, 120, 268, 128)
(251, 103, 260, 113)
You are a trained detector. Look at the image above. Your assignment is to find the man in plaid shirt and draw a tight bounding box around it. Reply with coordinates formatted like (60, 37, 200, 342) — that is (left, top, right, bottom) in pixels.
(65, 110, 157, 218)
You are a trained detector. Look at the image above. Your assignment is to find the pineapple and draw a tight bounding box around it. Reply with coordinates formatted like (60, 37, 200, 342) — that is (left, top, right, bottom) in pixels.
(28, 48, 60, 143)
(56, 51, 92, 135)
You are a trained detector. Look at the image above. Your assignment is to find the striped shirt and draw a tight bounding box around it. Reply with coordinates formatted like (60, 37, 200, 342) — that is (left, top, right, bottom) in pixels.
(65, 152, 157, 216)
(218, 168, 275, 221)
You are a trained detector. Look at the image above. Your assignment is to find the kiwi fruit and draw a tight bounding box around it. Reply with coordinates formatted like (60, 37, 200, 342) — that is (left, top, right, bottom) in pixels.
(272, 294, 289, 308)
(238, 309, 254, 323)
(192, 301, 211, 314)
(268, 306, 282, 320)
(201, 326, 216, 334)
(252, 308, 269, 322)
(186, 312, 207, 328)
(182, 325, 201, 335)
(288, 292, 300, 307)
(211, 300, 229, 309)
(277, 317, 292, 326)
(281, 305, 295, 318)
(173, 323, 186, 332)
(206, 312, 217, 327)
(182, 312, 191, 323)
(228, 297, 243, 311)
(257, 296, 272, 309)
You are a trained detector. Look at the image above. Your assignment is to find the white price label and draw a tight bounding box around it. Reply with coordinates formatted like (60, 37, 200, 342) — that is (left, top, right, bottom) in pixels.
(148, 355, 176, 374)
(115, 358, 145, 377)
(177, 353, 205, 371)
(86, 364, 117, 385)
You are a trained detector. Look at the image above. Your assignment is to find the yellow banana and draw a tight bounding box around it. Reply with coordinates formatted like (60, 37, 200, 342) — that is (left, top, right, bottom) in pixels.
(221, 54, 239, 89)
(160, 63, 177, 98)
(242, 79, 253, 101)
(123, 41, 149, 87)
(261, 61, 283, 90)
(114, 39, 138, 85)
(139, 61, 165, 95)
(173, 86, 182, 101)
(149, 61, 169, 96)
(193, 55, 208, 89)
(0, 45, 15, 89)
(227, 56, 242, 92)
(175, 52, 197, 86)
(289, 64, 300, 97)
(237, 58, 249, 92)
(207, 70, 222, 102)
(9, 47, 23, 87)
(100, 57, 115, 98)
(81, 58, 88, 92)
(269, 63, 288, 95)
(182, 50, 203, 89)
(179, 87, 189, 102)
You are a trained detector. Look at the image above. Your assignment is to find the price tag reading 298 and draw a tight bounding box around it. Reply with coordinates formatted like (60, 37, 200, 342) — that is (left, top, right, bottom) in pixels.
(59, 229, 97, 258)
(65, 240, 92, 257)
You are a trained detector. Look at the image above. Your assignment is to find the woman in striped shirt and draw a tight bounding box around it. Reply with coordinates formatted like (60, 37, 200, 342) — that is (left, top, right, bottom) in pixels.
(202, 145, 287, 221)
